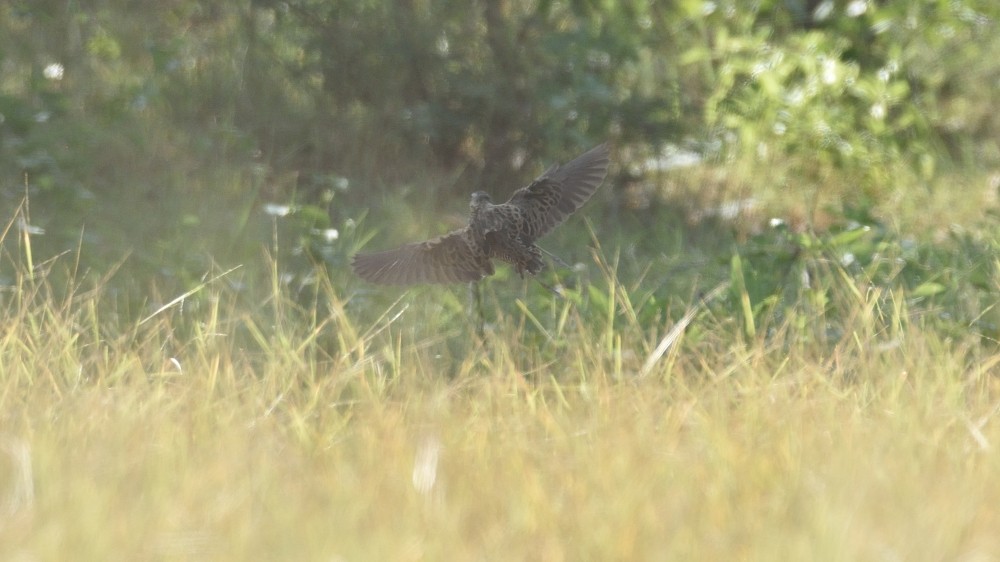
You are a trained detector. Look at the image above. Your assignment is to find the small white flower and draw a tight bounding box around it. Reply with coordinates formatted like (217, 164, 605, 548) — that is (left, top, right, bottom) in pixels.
(412, 436, 442, 495)
(312, 228, 339, 242)
(17, 217, 44, 235)
(785, 88, 805, 106)
(821, 58, 838, 85)
(263, 203, 292, 217)
(812, 0, 834, 21)
(846, 0, 868, 17)
(43, 63, 64, 80)
(435, 34, 449, 55)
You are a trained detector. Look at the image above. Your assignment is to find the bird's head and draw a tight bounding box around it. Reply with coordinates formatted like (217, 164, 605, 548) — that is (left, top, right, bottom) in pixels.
(470, 191, 492, 210)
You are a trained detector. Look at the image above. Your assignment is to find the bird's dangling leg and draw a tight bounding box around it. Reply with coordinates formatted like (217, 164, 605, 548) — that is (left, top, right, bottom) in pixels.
(468, 281, 486, 341)
(511, 246, 562, 297)
(531, 276, 564, 298)
(538, 245, 571, 269)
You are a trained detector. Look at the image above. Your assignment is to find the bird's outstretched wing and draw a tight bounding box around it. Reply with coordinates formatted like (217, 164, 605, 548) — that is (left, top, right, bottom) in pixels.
(505, 143, 610, 240)
(351, 228, 492, 285)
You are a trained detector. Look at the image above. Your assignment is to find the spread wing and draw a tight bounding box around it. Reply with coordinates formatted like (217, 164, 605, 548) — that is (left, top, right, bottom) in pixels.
(351, 228, 492, 285)
(505, 143, 610, 240)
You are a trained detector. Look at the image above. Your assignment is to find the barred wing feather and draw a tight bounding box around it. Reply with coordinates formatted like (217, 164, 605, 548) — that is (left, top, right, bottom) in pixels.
(350, 229, 490, 285)
(505, 143, 610, 240)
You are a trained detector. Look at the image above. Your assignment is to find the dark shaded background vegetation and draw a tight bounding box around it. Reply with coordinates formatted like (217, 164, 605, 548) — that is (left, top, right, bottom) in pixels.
(2, 0, 999, 340)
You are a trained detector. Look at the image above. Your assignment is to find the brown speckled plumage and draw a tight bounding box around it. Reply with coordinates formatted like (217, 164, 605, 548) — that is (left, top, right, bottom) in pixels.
(351, 143, 610, 285)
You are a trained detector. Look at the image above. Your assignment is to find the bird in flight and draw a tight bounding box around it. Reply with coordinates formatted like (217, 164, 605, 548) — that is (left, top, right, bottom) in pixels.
(351, 143, 610, 285)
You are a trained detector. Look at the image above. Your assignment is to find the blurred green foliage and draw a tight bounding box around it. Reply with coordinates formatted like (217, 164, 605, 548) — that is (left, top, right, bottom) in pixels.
(3, 1, 996, 200)
(697, 0, 999, 198)
(1, 0, 999, 333)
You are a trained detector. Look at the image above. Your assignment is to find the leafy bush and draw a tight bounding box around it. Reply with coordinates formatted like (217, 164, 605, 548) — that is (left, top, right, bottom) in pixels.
(688, 0, 998, 207)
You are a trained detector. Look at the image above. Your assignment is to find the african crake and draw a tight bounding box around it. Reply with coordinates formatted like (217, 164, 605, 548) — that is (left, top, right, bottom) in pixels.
(351, 143, 610, 285)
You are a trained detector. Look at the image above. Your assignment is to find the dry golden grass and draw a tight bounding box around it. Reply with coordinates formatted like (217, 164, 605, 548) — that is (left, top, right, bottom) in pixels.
(1, 228, 1000, 561)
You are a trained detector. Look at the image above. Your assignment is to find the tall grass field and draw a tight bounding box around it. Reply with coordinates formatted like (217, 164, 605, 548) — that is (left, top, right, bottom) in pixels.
(2, 202, 999, 561)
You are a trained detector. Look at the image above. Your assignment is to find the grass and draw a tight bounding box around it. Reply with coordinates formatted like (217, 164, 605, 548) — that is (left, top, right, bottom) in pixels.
(2, 203, 1000, 561)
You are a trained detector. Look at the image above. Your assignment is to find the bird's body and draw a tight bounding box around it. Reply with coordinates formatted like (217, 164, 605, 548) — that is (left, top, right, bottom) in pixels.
(351, 143, 610, 285)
